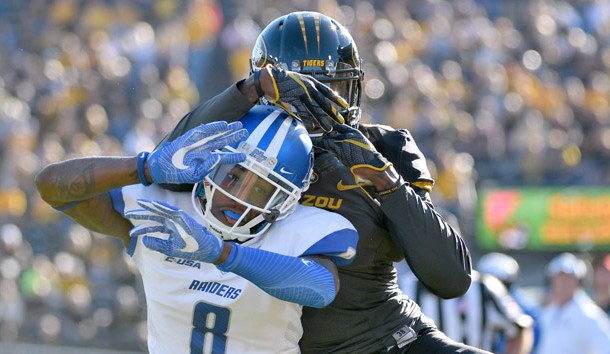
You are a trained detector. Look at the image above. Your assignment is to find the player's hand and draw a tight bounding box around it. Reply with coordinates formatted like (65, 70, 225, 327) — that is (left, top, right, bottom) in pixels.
(262, 64, 348, 131)
(126, 199, 224, 263)
(313, 124, 403, 196)
(313, 124, 391, 175)
(145, 121, 248, 184)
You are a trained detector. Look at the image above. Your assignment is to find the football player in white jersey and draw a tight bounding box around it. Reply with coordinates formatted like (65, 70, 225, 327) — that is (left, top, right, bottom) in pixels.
(35, 105, 358, 354)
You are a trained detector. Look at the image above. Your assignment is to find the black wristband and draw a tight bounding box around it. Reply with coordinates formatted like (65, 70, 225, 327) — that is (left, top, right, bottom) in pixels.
(375, 177, 405, 197)
(253, 69, 265, 98)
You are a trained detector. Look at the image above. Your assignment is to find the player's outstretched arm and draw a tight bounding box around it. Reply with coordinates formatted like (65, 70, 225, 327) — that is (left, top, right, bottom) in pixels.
(158, 84, 256, 146)
(159, 66, 349, 147)
(35, 121, 246, 243)
(35, 156, 141, 242)
(382, 187, 472, 298)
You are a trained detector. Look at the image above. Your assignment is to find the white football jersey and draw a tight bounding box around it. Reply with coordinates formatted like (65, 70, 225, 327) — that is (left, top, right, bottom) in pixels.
(110, 184, 357, 354)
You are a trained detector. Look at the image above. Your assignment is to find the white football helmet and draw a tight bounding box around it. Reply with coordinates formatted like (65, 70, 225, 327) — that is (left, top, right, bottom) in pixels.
(191, 105, 313, 242)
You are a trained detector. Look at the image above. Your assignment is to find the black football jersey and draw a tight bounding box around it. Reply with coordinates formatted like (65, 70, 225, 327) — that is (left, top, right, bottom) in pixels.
(299, 124, 471, 353)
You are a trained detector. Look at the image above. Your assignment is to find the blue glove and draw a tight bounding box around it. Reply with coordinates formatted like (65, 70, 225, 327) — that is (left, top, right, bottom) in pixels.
(145, 121, 248, 184)
(125, 199, 224, 263)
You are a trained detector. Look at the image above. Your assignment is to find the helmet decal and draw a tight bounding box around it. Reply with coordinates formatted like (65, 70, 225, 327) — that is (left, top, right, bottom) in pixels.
(302, 59, 326, 68)
(251, 38, 266, 68)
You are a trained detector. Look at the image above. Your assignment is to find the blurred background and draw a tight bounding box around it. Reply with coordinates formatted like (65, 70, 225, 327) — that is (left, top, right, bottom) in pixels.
(1, 0, 610, 352)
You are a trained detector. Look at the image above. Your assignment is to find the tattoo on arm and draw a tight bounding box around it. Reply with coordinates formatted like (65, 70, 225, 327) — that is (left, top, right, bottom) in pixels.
(59, 164, 133, 243)
(59, 164, 96, 202)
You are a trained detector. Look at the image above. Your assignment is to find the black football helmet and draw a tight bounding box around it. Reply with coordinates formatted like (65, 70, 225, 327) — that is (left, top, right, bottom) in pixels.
(251, 11, 364, 127)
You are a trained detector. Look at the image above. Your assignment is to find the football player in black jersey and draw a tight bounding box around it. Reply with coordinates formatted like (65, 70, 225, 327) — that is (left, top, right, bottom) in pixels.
(155, 11, 488, 354)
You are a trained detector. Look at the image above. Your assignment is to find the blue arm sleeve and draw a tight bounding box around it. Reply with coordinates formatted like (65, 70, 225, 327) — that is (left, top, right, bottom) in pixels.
(216, 244, 336, 308)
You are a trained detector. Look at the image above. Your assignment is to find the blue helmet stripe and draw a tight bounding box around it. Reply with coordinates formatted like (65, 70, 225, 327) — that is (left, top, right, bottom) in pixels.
(265, 116, 293, 157)
(247, 109, 282, 150)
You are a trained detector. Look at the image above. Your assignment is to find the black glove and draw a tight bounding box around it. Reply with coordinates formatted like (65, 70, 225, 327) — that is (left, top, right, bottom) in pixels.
(262, 64, 348, 131)
(312, 124, 391, 176)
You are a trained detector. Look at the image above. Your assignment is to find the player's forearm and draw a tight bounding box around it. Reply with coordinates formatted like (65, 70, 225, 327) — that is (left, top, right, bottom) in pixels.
(159, 84, 254, 146)
(238, 66, 278, 102)
(383, 184, 472, 298)
(158, 67, 282, 146)
(36, 156, 137, 242)
(217, 244, 337, 308)
(36, 156, 140, 208)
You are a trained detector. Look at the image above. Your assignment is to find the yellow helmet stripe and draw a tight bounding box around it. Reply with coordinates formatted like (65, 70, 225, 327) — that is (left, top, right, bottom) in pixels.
(314, 13, 321, 55)
(297, 13, 308, 55)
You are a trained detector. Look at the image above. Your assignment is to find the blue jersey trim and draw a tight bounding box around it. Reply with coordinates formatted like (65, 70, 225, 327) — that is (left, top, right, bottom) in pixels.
(109, 189, 137, 257)
(301, 228, 358, 267)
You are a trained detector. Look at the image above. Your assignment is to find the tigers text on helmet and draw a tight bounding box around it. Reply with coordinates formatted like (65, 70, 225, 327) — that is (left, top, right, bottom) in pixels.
(251, 11, 364, 127)
(191, 105, 313, 242)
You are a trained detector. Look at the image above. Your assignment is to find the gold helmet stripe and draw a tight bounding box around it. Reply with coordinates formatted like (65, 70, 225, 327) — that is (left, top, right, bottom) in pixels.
(297, 13, 308, 55)
(314, 13, 321, 55)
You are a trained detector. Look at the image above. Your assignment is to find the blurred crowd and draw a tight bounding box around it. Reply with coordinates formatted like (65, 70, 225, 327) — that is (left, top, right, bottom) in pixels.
(1, 0, 610, 351)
